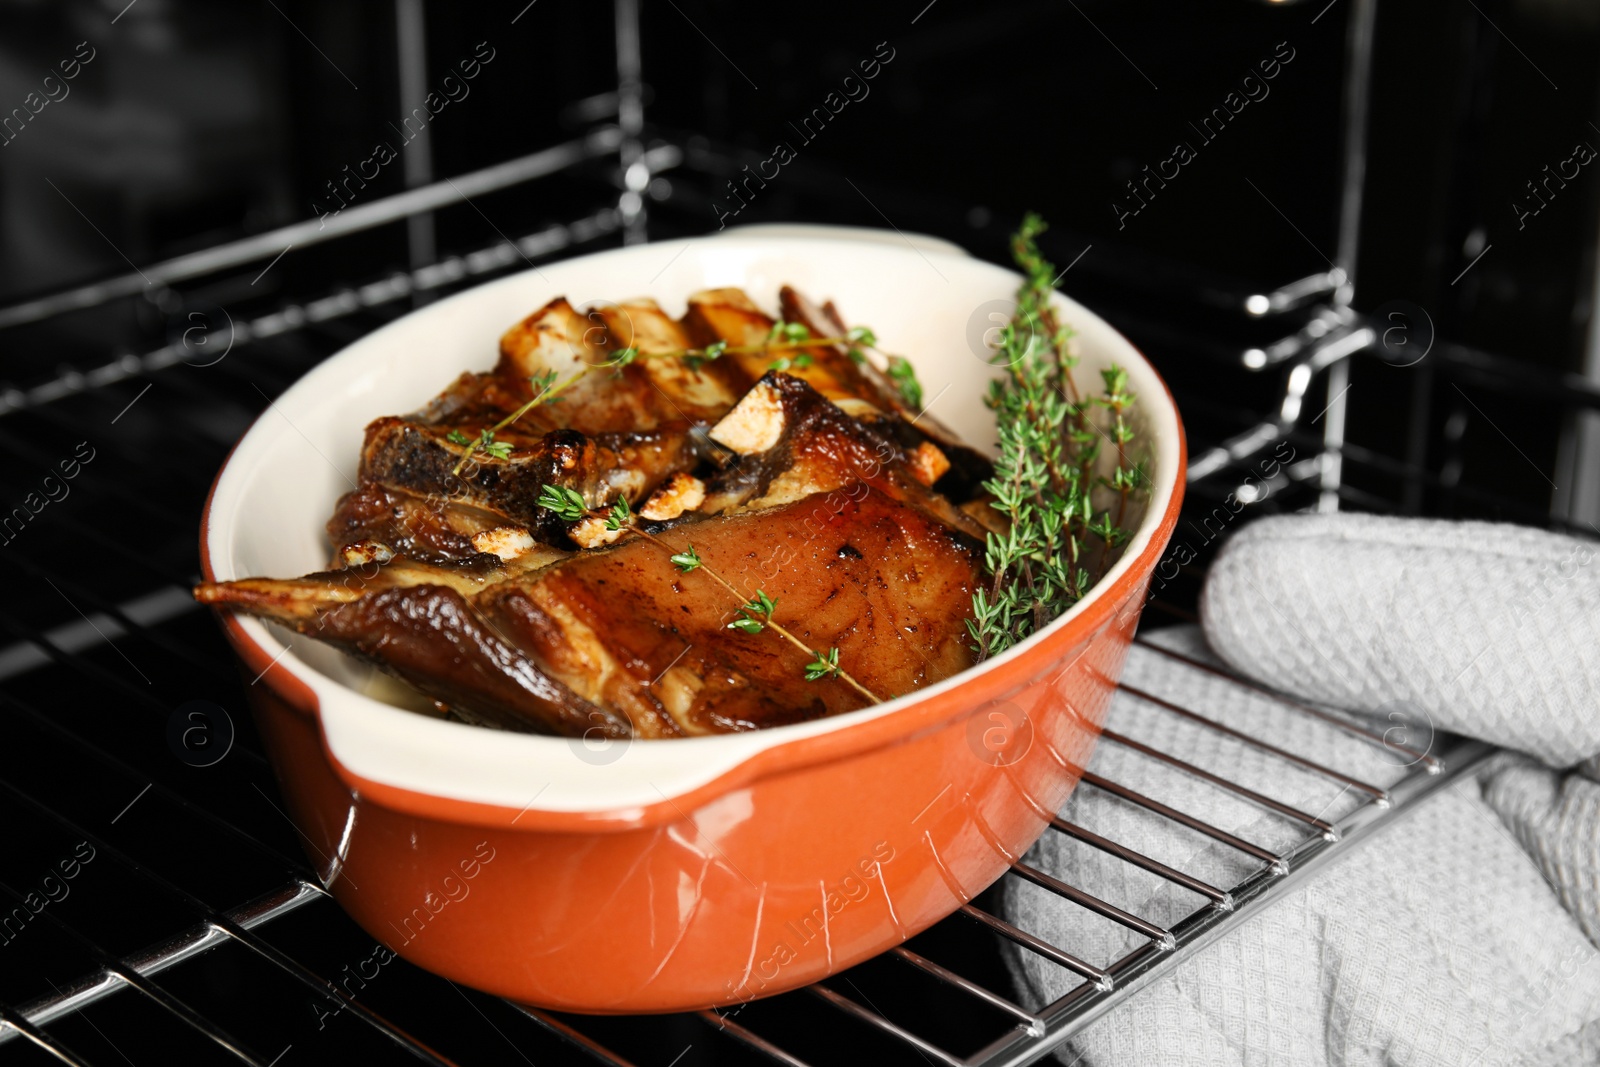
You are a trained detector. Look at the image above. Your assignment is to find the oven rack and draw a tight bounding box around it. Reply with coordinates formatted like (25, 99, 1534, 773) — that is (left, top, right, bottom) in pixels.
(0, 238, 1504, 1062)
(0, 181, 1504, 1062)
(0, 543, 1494, 1067)
(0, 0, 1568, 1058)
(0, 121, 1550, 1067)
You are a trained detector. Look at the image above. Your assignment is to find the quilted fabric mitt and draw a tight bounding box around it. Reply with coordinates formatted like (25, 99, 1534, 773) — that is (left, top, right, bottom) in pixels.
(1199, 514, 1600, 768)
(1001, 628, 1600, 1067)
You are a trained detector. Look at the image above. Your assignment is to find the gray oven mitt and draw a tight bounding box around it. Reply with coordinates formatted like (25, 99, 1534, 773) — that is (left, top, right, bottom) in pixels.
(1201, 513, 1600, 768)
(1205, 514, 1600, 947)
(1002, 514, 1600, 1067)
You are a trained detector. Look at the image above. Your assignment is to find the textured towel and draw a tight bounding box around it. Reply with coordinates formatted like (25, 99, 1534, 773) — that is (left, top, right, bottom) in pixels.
(1202, 513, 1600, 945)
(1200, 514, 1599, 768)
(1003, 630, 1600, 1066)
(1001, 512, 1600, 1067)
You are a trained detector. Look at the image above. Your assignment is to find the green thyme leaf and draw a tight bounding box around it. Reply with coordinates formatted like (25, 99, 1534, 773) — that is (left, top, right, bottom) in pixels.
(727, 617, 763, 634)
(670, 544, 702, 572)
(968, 215, 1144, 661)
(887, 356, 924, 409)
(536, 483, 588, 522)
(606, 496, 632, 532)
(478, 429, 513, 461)
(804, 646, 840, 681)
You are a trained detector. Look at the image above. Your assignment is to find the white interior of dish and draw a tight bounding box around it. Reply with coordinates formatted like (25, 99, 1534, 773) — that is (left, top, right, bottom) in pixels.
(205, 233, 1181, 812)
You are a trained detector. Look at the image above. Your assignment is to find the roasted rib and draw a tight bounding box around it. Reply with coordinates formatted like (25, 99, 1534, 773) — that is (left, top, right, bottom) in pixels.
(202, 288, 994, 738)
(197, 486, 978, 737)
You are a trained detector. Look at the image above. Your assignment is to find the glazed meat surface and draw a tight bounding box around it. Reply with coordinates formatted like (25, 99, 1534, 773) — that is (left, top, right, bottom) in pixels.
(199, 488, 979, 737)
(198, 287, 991, 737)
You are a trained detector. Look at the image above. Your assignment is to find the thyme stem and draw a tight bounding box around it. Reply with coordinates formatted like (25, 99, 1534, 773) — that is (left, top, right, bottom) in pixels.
(631, 529, 882, 704)
(968, 214, 1145, 660)
(533, 484, 884, 705)
(449, 367, 590, 477)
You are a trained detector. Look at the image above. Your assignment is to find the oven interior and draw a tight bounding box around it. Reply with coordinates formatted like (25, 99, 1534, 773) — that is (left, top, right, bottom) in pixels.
(0, 1, 1595, 1064)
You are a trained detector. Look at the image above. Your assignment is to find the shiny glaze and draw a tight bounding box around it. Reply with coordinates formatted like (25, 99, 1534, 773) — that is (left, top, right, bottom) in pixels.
(201, 485, 979, 739)
(490, 488, 979, 735)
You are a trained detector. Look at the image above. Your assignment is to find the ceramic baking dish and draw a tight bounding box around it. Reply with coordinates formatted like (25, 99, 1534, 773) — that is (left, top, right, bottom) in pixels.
(199, 232, 1185, 1013)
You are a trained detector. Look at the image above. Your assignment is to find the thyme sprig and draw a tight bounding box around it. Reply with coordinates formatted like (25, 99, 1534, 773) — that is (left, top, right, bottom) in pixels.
(967, 214, 1147, 660)
(886, 356, 923, 409)
(449, 369, 574, 477)
(535, 486, 882, 703)
(448, 315, 895, 507)
(447, 322, 901, 473)
(592, 322, 882, 372)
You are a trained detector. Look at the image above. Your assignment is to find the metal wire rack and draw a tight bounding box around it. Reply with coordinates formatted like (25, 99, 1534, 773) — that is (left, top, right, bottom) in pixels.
(0, 475, 1498, 1067)
(0, 3, 1585, 1065)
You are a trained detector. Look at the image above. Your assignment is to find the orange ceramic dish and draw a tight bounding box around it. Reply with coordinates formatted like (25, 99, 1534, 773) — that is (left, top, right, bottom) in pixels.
(199, 233, 1185, 1013)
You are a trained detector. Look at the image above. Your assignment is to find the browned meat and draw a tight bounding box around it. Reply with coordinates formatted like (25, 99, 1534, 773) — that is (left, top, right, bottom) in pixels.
(202, 286, 995, 739)
(197, 487, 978, 737)
(682, 287, 892, 413)
(349, 298, 712, 548)
(325, 483, 563, 566)
(496, 296, 736, 430)
(357, 420, 695, 547)
(192, 548, 623, 736)
(701, 371, 990, 542)
(777, 285, 993, 502)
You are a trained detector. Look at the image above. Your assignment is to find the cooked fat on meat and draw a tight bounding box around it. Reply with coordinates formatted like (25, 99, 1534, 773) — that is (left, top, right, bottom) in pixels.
(197, 286, 993, 738)
(198, 487, 978, 737)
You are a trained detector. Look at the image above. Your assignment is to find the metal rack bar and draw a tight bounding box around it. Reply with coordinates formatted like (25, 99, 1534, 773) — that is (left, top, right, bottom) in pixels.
(808, 985, 967, 1067)
(0, 542, 235, 689)
(613, 0, 648, 245)
(0, 585, 197, 683)
(0, 600, 271, 769)
(1009, 863, 1172, 945)
(699, 1009, 818, 1067)
(510, 1006, 640, 1067)
(888, 946, 1042, 1031)
(0, 129, 624, 331)
(1047, 817, 1230, 906)
(0, 878, 270, 1065)
(1079, 773, 1281, 866)
(1119, 683, 1388, 800)
(0, 202, 638, 419)
(957, 905, 1109, 987)
(1099, 728, 1336, 834)
(1132, 636, 1440, 770)
(7, 881, 320, 1037)
(0, 1002, 92, 1066)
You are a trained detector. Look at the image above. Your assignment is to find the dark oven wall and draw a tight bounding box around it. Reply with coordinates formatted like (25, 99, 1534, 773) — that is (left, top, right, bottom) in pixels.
(3, 0, 1596, 578)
